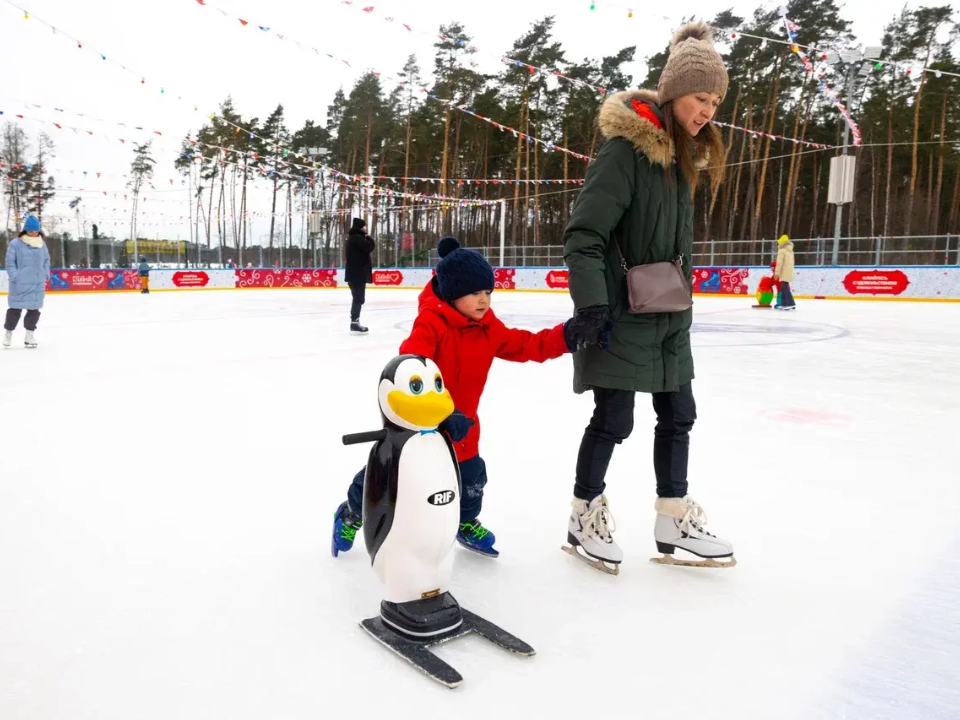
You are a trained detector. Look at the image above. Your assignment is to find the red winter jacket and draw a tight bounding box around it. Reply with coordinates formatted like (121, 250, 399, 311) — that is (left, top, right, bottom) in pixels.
(398, 279, 570, 461)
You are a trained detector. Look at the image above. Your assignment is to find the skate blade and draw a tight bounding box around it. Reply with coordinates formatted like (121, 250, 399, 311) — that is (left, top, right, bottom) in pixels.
(561, 544, 620, 576)
(649, 554, 736, 569)
(456, 541, 499, 559)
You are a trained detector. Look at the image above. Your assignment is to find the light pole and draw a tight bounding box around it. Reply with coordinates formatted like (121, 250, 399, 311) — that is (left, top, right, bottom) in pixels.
(825, 45, 882, 266)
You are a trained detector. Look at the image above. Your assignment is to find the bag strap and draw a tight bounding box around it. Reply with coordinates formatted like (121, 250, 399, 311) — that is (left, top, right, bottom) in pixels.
(613, 235, 630, 273)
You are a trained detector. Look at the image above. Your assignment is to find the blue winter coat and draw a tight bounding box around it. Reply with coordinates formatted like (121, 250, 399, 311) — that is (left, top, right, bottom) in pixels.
(6, 238, 51, 310)
(138, 261, 150, 277)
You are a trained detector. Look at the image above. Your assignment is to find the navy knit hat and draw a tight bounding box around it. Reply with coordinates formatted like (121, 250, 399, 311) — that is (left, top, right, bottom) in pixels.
(435, 237, 494, 302)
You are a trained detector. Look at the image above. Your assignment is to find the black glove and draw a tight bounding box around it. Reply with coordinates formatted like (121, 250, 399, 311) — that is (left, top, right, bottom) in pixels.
(564, 305, 612, 351)
(439, 410, 474, 442)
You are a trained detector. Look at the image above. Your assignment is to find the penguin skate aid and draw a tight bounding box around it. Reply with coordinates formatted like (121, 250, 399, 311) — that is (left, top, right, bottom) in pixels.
(341, 355, 535, 688)
(559, 21, 737, 574)
(332, 235, 576, 560)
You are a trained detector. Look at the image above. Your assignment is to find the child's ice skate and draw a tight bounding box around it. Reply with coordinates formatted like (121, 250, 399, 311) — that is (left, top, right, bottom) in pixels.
(350, 322, 368, 335)
(562, 495, 622, 575)
(2, 330, 11, 348)
(651, 496, 736, 568)
(456, 519, 498, 557)
(331, 501, 363, 557)
(24, 330, 37, 348)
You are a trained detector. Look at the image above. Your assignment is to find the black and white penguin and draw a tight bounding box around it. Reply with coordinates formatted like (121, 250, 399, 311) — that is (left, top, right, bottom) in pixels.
(361, 354, 462, 635)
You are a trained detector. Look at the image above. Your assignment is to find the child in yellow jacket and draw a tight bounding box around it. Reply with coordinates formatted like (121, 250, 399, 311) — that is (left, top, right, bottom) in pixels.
(774, 235, 796, 311)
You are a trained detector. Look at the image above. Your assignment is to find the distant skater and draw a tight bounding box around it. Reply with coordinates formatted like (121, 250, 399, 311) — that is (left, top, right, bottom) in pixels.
(774, 235, 796, 311)
(138, 257, 150, 294)
(344, 217, 375, 334)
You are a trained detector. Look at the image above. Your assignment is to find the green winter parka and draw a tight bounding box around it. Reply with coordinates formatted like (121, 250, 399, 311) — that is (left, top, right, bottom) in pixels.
(563, 89, 709, 395)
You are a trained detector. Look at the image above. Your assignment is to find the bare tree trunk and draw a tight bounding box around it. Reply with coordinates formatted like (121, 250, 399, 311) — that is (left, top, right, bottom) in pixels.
(905, 43, 933, 236)
(932, 94, 947, 235)
(511, 86, 528, 246)
(711, 85, 740, 242)
(784, 79, 815, 235)
(562, 122, 570, 233)
(883, 100, 894, 237)
(402, 111, 412, 233)
(726, 104, 751, 249)
(750, 60, 782, 241)
(949, 158, 960, 232)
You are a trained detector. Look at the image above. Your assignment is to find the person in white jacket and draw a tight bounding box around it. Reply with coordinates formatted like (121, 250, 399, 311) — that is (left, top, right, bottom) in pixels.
(774, 234, 796, 311)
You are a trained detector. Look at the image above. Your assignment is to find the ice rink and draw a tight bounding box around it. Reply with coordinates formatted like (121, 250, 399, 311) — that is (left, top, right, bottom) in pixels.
(1, 287, 958, 719)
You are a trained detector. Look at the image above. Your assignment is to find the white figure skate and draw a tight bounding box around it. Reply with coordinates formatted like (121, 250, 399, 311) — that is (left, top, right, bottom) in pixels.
(2, 330, 11, 348)
(562, 495, 623, 575)
(651, 496, 736, 568)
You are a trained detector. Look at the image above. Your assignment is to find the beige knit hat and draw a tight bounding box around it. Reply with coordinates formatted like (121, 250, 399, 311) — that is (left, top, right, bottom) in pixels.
(657, 22, 729, 105)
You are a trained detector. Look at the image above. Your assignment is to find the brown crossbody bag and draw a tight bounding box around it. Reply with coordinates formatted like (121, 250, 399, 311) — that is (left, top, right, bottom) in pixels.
(612, 232, 693, 314)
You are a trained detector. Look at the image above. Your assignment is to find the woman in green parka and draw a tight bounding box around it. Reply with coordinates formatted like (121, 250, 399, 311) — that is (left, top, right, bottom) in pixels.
(562, 22, 736, 571)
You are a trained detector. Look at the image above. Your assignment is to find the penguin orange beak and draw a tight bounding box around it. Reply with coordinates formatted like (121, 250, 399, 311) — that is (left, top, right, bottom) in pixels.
(386, 389, 455, 430)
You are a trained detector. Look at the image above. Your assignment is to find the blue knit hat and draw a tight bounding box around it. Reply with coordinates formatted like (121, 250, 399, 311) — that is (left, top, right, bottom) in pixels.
(435, 237, 494, 302)
(23, 215, 41, 233)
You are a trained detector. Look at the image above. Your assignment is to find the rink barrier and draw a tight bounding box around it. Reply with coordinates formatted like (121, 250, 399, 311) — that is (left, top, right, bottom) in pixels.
(1, 266, 959, 301)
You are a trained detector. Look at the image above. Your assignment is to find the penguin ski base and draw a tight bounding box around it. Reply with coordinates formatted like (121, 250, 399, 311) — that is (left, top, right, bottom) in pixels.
(360, 608, 535, 688)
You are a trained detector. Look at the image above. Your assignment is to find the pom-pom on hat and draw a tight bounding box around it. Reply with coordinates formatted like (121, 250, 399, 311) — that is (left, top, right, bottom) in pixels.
(657, 22, 729, 105)
(23, 215, 41, 233)
(435, 236, 495, 302)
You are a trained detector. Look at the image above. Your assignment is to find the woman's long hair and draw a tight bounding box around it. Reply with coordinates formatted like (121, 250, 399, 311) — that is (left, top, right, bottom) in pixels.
(662, 101, 725, 198)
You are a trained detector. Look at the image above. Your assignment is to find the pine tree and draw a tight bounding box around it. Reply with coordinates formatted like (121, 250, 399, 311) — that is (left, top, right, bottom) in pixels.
(128, 141, 156, 257)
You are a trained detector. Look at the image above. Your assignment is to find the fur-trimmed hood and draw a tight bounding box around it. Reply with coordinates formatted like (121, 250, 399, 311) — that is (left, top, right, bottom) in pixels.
(597, 89, 709, 169)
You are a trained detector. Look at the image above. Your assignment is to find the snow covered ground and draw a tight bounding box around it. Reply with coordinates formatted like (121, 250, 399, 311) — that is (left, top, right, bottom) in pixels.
(1, 288, 957, 719)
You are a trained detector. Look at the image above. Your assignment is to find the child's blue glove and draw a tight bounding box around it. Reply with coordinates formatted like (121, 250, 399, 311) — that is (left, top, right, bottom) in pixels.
(439, 410, 474, 442)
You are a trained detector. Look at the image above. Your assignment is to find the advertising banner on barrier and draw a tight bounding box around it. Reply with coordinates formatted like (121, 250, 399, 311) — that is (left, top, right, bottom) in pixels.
(48, 269, 140, 292)
(841, 270, 910, 295)
(545, 269, 569, 289)
(172, 271, 210, 288)
(372, 269, 406, 286)
(2, 266, 959, 300)
(235, 268, 337, 288)
(691, 268, 750, 295)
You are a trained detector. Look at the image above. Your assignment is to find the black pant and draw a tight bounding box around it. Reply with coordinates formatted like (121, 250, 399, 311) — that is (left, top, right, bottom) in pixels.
(347, 455, 488, 524)
(348, 281, 366, 322)
(778, 281, 796, 308)
(5, 308, 40, 332)
(574, 383, 697, 501)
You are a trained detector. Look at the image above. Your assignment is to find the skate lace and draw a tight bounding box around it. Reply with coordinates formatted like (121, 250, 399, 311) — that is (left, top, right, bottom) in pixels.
(339, 524, 359, 542)
(582, 499, 616, 542)
(678, 499, 714, 537)
(460, 521, 489, 540)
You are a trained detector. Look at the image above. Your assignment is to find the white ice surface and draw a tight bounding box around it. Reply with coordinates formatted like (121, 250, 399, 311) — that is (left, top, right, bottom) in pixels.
(1, 289, 958, 719)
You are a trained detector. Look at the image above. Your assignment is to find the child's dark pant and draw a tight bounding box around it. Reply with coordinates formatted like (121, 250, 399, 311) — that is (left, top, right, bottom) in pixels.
(347, 455, 488, 524)
(5, 308, 40, 331)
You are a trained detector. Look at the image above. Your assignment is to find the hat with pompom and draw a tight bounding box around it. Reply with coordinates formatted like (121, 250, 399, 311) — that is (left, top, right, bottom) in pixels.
(658, 22, 729, 105)
(435, 236, 494, 302)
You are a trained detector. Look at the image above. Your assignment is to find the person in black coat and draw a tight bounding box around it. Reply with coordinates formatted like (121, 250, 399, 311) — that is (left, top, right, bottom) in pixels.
(344, 217, 375, 333)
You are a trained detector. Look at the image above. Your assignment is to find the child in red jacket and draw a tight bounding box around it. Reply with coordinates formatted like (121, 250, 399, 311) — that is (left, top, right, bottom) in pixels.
(333, 237, 575, 558)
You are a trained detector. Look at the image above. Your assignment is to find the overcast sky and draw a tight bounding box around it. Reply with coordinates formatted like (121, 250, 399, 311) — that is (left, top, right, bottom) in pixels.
(0, 0, 908, 242)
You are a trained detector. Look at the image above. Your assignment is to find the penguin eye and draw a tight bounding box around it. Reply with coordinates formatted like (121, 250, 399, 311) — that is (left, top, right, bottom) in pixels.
(409, 376, 424, 395)
(434, 374, 443, 392)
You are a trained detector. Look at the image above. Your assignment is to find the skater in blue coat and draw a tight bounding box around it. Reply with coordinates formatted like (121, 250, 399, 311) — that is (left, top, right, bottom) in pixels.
(4, 215, 51, 349)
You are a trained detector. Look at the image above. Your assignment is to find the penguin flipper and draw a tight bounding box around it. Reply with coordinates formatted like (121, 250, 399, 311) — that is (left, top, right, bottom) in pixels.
(362, 436, 402, 562)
